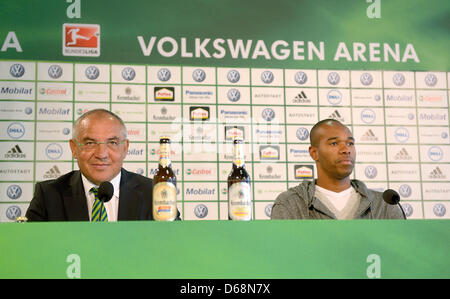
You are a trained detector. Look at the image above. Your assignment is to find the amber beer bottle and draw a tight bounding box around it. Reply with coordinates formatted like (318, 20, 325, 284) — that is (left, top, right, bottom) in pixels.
(153, 137, 177, 221)
(228, 138, 252, 220)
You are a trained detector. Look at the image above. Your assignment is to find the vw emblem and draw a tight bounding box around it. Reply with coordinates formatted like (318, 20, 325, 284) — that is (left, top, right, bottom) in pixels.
(192, 69, 206, 82)
(294, 71, 308, 85)
(227, 88, 241, 102)
(327, 72, 340, 85)
(10, 63, 25, 78)
(121, 67, 136, 81)
(360, 73, 373, 86)
(261, 108, 275, 121)
(85, 66, 100, 80)
(6, 206, 21, 220)
(261, 71, 274, 84)
(157, 68, 171, 82)
(296, 127, 309, 141)
(48, 65, 63, 79)
(364, 165, 378, 179)
(398, 184, 412, 198)
(7, 184, 22, 200)
(264, 203, 273, 218)
(424, 74, 437, 87)
(433, 203, 446, 217)
(194, 204, 208, 218)
(392, 73, 405, 86)
(402, 203, 413, 218)
(227, 69, 240, 83)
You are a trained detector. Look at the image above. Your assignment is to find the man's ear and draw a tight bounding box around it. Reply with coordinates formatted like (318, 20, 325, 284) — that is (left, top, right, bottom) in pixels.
(309, 145, 319, 162)
(69, 139, 78, 159)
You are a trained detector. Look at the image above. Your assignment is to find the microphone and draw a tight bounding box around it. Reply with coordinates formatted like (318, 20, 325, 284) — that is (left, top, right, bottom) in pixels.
(98, 181, 114, 221)
(382, 189, 406, 219)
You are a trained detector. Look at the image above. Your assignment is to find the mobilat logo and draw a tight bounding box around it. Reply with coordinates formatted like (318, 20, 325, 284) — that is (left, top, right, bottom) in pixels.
(39, 108, 71, 115)
(1, 87, 33, 95)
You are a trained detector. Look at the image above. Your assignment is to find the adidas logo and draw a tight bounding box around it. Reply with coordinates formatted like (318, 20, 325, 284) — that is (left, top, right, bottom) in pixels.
(328, 110, 345, 122)
(292, 91, 311, 104)
(429, 166, 446, 179)
(361, 129, 378, 141)
(43, 165, 61, 179)
(4, 145, 26, 159)
(394, 148, 412, 160)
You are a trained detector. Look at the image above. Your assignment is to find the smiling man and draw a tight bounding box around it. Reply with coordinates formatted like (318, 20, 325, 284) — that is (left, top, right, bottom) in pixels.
(26, 109, 163, 221)
(271, 119, 404, 219)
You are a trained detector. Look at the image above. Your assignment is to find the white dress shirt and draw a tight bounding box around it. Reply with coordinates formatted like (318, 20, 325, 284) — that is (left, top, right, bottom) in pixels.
(81, 172, 121, 222)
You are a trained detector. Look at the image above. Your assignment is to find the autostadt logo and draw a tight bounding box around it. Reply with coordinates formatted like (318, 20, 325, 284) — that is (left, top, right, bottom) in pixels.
(157, 68, 171, 82)
(48, 64, 63, 79)
(227, 88, 241, 102)
(360, 73, 373, 86)
(227, 69, 240, 83)
(327, 89, 342, 105)
(7, 122, 25, 139)
(9, 63, 25, 78)
(364, 165, 378, 179)
(428, 146, 443, 161)
(194, 204, 208, 218)
(7, 184, 22, 200)
(85, 65, 100, 80)
(294, 71, 308, 85)
(45, 143, 63, 160)
(361, 108, 376, 124)
(394, 127, 409, 143)
(296, 127, 309, 141)
(121, 67, 136, 81)
(192, 69, 206, 82)
(261, 108, 275, 121)
(6, 205, 21, 220)
(327, 72, 340, 85)
(261, 71, 274, 84)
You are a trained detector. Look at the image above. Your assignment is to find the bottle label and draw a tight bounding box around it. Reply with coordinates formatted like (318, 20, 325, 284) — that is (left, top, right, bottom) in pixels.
(228, 182, 252, 221)
(153, 181, 177, 221)
(159, 143, 171, 167)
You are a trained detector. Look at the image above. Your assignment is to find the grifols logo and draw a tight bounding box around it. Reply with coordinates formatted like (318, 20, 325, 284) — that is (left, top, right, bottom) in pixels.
(63, 23, 100, 57)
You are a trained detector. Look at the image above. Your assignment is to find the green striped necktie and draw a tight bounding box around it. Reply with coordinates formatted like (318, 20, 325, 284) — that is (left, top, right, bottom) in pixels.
(90, 187, 108, 222)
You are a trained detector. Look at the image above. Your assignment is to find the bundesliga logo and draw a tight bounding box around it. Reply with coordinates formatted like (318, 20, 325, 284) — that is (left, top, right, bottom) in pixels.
(63, 24, 100, 57)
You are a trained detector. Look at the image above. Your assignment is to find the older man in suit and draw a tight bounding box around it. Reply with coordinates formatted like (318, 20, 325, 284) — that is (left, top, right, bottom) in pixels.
(26, 109, 171, 221)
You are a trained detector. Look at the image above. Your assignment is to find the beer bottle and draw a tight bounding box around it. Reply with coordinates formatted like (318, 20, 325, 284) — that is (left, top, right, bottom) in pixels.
(153, 137, 177, 221)
(227, 138, 252, 220)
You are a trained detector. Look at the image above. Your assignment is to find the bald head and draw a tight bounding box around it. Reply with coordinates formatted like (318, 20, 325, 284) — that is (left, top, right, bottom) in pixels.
(72, 109, 127, 140)
(310, 119, 350, 147)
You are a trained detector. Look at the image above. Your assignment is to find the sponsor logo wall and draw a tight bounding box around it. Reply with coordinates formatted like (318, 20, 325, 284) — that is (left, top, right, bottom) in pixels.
(0, 60, 449, 220)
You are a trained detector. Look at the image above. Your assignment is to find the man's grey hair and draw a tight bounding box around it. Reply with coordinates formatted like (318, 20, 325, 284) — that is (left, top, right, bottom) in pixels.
(72, 109, 127, 140)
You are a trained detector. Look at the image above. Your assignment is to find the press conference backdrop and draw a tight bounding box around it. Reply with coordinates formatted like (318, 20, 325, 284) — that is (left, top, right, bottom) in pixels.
(0, 0, 449, 221)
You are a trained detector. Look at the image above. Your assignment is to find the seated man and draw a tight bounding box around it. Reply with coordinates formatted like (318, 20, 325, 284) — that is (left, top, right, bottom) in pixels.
(26, 109, 179, 221)
(271, 119, 405, 219)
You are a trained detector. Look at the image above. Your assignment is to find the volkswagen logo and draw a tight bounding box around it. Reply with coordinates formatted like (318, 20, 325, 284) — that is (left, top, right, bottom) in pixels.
(402, 203, 413, 218)
(157, 68, 171, 82)
(364, 165, 378, 179)
(10, 63, 25, 78)
(424, 73, 437, 87)
(85, 66, 100, 80)
(264, 203, 273, 218)
(433, 203, 446, 217)
(48, 65, 63, 79)
(6, 206, 21, 221)
(392, 73, 405, 86)
(327, 72, 340, 85)
(194, 204, 208, 218)
(294, 71, 308, 85)
(398, 184, 412, 198)
(227, 69, 240, 83)
(192, 69, 206, 82)
(121, 67, 136, 81)
(261, 71, 274, 84)
(7, 185, 22, 200)
(227, 88, 241, 102)
(360, 73, 373, 86)
(296, 127, 309, 141)
(261, 108, 275, 121)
